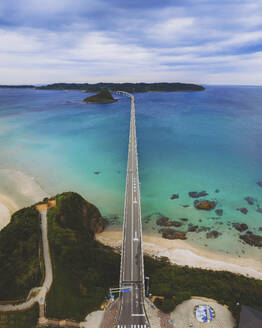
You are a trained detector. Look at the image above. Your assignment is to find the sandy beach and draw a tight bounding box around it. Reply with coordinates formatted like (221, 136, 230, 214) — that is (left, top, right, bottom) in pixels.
(96, 230, 262, 280)
(0, 193, 19, 230)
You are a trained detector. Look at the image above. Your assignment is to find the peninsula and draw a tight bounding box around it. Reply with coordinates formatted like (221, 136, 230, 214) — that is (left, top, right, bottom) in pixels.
(36, 82, 205, 92)
(83, 89, 117, 103)
(1, 191, 262, 328)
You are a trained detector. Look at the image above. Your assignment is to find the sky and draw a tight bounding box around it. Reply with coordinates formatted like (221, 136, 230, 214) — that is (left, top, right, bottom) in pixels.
(0, 0, 262, 85)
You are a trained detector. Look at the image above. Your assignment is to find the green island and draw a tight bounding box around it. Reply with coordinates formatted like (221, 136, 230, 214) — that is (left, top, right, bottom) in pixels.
(1, 192, 262, 327)
(0, 85, 35, 89)
(36, 82, 205, 92)
(83, 89, 117, 103)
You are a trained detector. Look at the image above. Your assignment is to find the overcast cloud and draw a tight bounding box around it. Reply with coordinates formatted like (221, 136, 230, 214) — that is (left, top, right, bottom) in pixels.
(0, 0, 262, 84)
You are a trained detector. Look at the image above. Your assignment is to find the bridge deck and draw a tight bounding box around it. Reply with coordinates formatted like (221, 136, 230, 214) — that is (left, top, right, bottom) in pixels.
(116, 92, 149, 328)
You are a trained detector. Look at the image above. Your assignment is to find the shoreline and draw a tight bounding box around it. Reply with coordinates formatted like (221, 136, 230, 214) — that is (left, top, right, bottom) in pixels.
(96, 230, 262, 280)
(0, 193, 19, 230)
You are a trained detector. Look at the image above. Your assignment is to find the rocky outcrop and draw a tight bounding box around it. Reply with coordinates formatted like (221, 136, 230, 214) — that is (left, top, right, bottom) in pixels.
(170, 194, 179, 200)
(160, 229, 187, 240)
(240, 231, 262, 247)
(189, 191, 208, 198)
(206, 230, 222, 239)
(232, 223, 248, 232)
(194, 200, 216, 210)
(156, 217, 182, 227)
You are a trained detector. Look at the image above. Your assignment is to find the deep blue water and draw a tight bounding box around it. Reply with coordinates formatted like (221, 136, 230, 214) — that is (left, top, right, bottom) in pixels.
(0, 86, 262, 256)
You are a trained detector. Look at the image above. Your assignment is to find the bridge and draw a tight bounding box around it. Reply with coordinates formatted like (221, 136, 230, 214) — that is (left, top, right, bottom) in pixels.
(115, 91, 150, 328)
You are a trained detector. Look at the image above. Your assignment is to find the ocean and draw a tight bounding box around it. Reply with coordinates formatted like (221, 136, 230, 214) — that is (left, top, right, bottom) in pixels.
(0, 86, 262, 260)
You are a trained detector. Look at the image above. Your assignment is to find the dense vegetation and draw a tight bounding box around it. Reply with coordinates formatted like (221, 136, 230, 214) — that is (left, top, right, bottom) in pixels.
(0, 207, 41, 301)
(144, 255, 262, 324)
(45, 192, 120, 321)
(84, 89, 117, 103)
(1, 191, 262, 328)
(36, 82, 205, 92)
(0, 304, 39, 328)
(0, 85, 34, 88)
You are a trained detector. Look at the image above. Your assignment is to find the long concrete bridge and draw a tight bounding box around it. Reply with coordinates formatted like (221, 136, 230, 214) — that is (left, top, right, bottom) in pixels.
(115, 91, 150, 328)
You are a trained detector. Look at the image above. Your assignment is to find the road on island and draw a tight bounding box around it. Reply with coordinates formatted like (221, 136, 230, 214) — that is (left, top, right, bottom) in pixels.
(0, 210, 53, 311)
(116, 91, 150, 328)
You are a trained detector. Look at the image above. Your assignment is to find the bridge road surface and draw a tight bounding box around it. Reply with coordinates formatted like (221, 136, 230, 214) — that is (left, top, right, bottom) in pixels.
(116, 92, 150, 328)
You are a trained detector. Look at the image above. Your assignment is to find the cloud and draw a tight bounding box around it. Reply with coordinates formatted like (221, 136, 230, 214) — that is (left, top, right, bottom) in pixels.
(0, 0, 261, 84)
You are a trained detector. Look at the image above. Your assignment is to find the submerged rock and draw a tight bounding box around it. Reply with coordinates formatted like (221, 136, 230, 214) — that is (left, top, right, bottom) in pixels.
(156, 217, 169, 226)
(198, 226, 211, 232)
(182, 205, 190, 208)
(189, 191, 208, 198)
(170, 193, 179, 200)
(194, 200, 216, 210)
(257, 181, 262, 188)
(215, 189, 220, 193)
(256, 207, 262, 214)
(94, 171, 100, 175)
(188, 224, 198, 232)
(215, 209, 223, 216)
(156, 217, 182, 227)
(237, 208, 248, 215)
(244, 196, 255, 205)
(233, 223, 248, 232)
(240, 231, 262, 247)
(259, 227, 262, 231)
(180, 218, 188, 222)
(160, 229, 187, 240)
(206, 230, 222, 239)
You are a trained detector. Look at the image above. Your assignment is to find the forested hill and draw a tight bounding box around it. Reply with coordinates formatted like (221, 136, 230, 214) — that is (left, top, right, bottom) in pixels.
(0, 85, 34, 88)
(36, 82, 205, 92)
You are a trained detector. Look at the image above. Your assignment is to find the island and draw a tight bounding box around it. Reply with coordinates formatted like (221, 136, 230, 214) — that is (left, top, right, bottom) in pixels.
(36, 82, 205, 92)
(83, 89, 117, 103)
(0, 85, 35, 89)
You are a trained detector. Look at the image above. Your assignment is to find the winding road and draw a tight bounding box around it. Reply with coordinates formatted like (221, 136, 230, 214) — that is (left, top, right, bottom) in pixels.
(0, 210, 53, 311)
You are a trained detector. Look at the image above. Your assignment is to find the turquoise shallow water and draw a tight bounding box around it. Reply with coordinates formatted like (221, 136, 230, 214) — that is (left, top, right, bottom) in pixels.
(0, 86, 262, 259)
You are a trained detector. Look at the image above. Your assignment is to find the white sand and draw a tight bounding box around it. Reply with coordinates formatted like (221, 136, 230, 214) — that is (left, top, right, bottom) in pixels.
(0, 193, 19, 230)
(96, 230, 262, 280)
(0, 169, 48, 202)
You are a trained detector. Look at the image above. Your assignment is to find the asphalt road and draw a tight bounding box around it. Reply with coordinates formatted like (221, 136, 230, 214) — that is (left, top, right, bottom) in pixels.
(116, 92, 150, 328)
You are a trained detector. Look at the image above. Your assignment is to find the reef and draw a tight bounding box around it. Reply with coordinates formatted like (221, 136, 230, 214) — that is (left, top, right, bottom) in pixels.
(170, 194, 179, 200)
(160, 228, 187, 240)
(215, 209, 223, 216)
(237, 208, 248, 215)
(206, 230, 222, 239)
(244, 196, 256, 205)
(189, 191, 208, 198)
(156, 217, 182, 227)
(194, 200, 216, 210)
(240, 231, 262, 247)
(232, 223, 248, 232)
